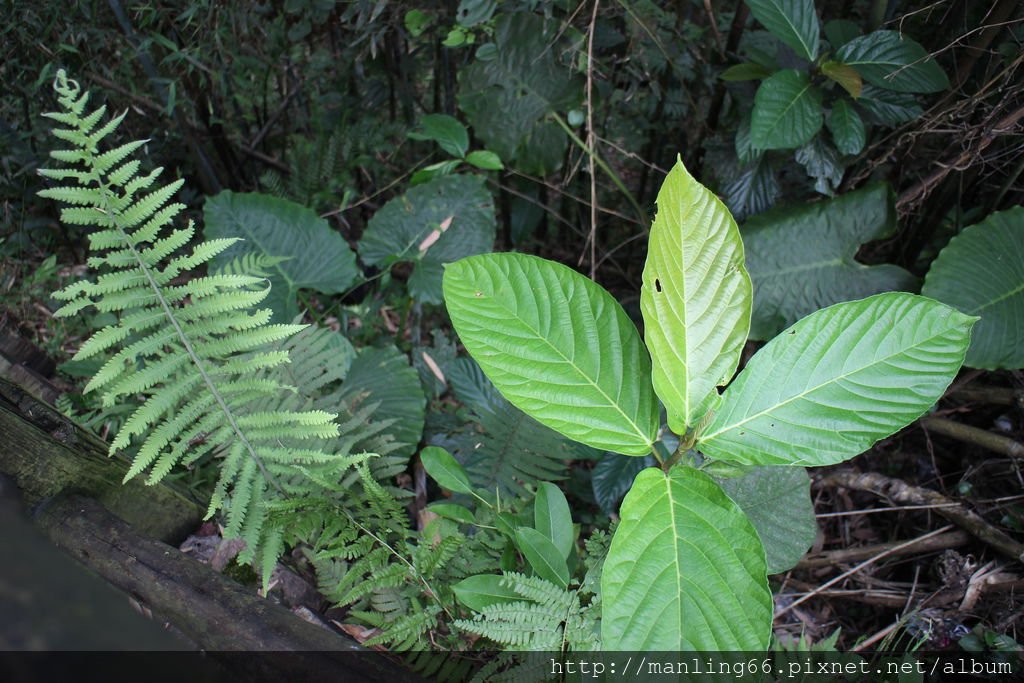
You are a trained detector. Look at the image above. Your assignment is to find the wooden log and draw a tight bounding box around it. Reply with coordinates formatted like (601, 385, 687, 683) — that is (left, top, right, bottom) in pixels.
(34, 494, 421, 681)
(0, 377, 202, 542)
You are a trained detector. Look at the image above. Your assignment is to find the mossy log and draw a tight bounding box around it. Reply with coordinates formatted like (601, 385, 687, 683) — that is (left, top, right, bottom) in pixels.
(0, 377, 202, 542)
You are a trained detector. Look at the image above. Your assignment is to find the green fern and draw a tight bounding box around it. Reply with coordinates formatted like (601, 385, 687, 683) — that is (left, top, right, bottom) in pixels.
(36, 70, 356, 555)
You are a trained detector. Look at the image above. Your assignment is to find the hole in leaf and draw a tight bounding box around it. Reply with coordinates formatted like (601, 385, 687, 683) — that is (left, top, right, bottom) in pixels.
(655, 278, 662, 292)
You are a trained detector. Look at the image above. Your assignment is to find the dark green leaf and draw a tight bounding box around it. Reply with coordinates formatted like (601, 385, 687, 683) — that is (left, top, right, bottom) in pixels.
(452, 574, 521, 611)
(836, 30, 948, 93)
(719, 467, 817, 574)
(751, 70, 822, 150)
(824, 19, 860, 49)
(922, 206, 1024, 369)
(721, 62, 773, 81)
(409, 114, 469, 158)
(591, 452, 654, 514)
(457, 13, 583, 174)
(827, 99, 866, 155)
(359, 175, 496, 304)
(515, 527, 570, 588)
(855, 85, 923, 125)
(421, 446, 474, 494)
(795, 135, 843, 195)
(742, 182, 916, 339)
(745, 0, 820, 61)
(534, 482, 574, 560)
(204, 191, 358, 322)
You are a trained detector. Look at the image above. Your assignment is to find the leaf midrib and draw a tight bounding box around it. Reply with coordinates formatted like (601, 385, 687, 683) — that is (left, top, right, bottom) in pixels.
(700, 316, 959, 442)
(488, 289, 653, 450)
(762, 0, 815, 60)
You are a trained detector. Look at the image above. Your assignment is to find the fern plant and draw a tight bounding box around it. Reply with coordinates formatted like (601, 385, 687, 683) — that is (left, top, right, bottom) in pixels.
(37, 70, 362, 557)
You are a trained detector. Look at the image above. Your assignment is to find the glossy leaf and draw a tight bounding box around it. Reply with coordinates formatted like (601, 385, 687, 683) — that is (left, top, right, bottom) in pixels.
(719, 467, 817, 574)
(452, 574, 521, 611)
(421, 446, 474, 494)
(795, 135, 843, 196)
(641, 159, 752, 433)
(443, 253, 659, 456)
(698, 293, 976, 467)
(601, 467, 771, 650)
(515, 527, 570, 588)
(359, 175, 496, 304)
(742, 182, 916, 339)
(721, 62, 773, 81)
(724, 157, 779, 221)
(465, 150, 504, 170)
(204, 191, 357, 322)
(827, 99, 866, 155)
(534, 482, 574, 560)
(836, 31, 948, 93)
(922, 206, 1024, 369)
(751, 70, 822, 150)
(746, 0, 820, 61)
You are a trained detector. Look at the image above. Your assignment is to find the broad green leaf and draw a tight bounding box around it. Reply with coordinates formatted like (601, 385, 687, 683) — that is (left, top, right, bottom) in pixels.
(836, 30, 949, 93)
(591, 452, 655, 514)
(456, 0, 498, 28)
(751, 70, 823, 150)
(821, 60, 863, 99)
(745, 0, 820, 61)
(719, 466, 817, 574)
(336, 345, 425, 459)
(641, 160, 752, 433)
(922, 206, 1024, 369)
(452, 574, 520, 611)
(742, 182, 916, 340)
(359, 175, 496, 304)
(827, 99, 866, 155)
(443, 253, 659, 456)
(408, 113, 469, 158)
(465, 149, 504, 170)
(855, 85, 923, 125)
(601, 467, 771, 650)
(457, 13, 583, 174)
(421, 446, 474, 494)
(721, 62, 773, 81)
(534, 482, 574, 560)
(515, 527, 570, 588)
(204, 191, 357, 322)
(427, 502, 476, 524)
(824, 19, 860, 49)
(698, 293, 976, 467)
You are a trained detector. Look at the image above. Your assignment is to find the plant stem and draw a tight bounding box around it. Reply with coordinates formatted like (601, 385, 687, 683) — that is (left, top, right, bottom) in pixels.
(550, 112, 647, 225)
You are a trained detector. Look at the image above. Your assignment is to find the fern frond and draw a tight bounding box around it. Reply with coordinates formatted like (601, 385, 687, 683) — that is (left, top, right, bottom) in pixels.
(36, 70, 362, 560)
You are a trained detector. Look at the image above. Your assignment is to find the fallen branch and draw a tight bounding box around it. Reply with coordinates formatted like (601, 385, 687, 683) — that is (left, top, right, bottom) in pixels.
(797, 530, 970, 569)
(920, 415, 1024, 460)
(818, 470, 1024, 563)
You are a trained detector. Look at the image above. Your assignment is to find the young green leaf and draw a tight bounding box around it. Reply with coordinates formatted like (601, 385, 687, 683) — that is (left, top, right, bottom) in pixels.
(827, 99, 867, 155)
(534, 482, 574, 560)
(922, 206, 1024, 370)
(698, 293, 976, 467)
(421, 446, 474, 494)
(452, 574, 521, 611)
(836, 31, 948, 93)
(743, 183, 915, 340)
(601, 467, 771, 650)
(745, 0, 820, 61)
(408, 113, 470, 158)
(515, 527, 570, 588)
(821, 60, 863, 99)
(443, 253, 659, 456)
(751, 70, 823, 150)
(718, 467, 817, 574)
(465, 150, 504, 170)
(641, 159, 752, 433)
